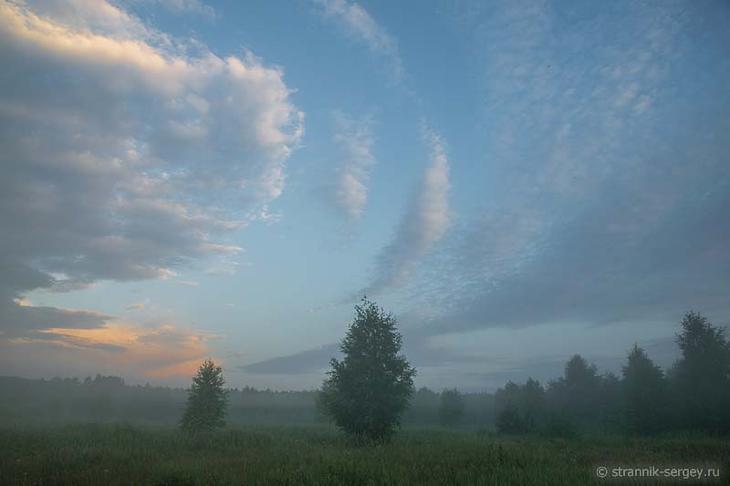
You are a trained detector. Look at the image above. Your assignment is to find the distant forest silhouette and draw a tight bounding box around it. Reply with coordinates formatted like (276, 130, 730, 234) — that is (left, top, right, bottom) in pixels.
(1, 311, 728, 436)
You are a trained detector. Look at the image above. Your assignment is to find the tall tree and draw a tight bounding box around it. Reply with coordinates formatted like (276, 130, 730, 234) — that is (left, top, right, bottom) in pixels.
(438, 388, 465, 427)
(544, 355, 600, 433)
(672, 311, 730, 432)
(597, 372, 623, 432)
(180, 359, 228, 434)
(320, 298, 416, 442)
(522, 378, 545, 427)
(622, 345, 666, 434)
(563, 354, 600, 419)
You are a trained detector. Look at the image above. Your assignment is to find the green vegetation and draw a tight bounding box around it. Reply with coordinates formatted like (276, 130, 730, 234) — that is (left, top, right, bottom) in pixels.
(1, 309, 728, 484)
(438, 388, 465, 427)
(493, 311, 730, 437)
(180, 360, 228, 434)
(320, 298, 416, 442)
(1, 424, 728, 485)
(0, 376, 493, 429)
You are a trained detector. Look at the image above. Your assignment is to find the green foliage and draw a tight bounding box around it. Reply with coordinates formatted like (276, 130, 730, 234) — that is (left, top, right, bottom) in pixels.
(439, 388, 465, 427)
(4, 425, 729, 485)
(495, 379, 544, 434)
(671, 311, 730, 433)
(2, 309, 728, 441)
(540, 413, 578, 439)
(559, 355, 601, 420)
(402, 387, 494, 427)
(622, 345, 666, 435)
(491, 312, 730, 437)
(320, 298, 416, 442)
(595, 372, 623, 432)
(496, 404, 530, 434)
(180, 360, 228, 434)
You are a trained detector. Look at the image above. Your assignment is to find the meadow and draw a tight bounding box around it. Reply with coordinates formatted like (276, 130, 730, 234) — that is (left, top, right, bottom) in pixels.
(1, 424, 728, 485)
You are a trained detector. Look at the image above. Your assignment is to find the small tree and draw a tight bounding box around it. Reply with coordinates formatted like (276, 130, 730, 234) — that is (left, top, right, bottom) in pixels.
(622, 345, 666, 435)
(439, 388, 465, 427)
(180, 359, 228, 434)
(320, 298, 416, 442)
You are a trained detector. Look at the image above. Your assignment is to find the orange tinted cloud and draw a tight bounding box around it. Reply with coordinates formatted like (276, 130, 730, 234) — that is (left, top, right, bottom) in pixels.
(25, 322, 216, 380)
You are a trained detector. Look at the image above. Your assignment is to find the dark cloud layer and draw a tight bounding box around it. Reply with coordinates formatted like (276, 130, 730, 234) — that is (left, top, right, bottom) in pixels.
(240, 344, 340, 375)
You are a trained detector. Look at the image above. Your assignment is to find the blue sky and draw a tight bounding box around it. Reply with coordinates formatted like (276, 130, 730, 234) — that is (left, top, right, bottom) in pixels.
(0, 0, 728, 391)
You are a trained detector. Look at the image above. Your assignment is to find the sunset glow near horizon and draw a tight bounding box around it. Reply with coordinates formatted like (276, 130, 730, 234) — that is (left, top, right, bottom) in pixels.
(1, 0, 728, 391)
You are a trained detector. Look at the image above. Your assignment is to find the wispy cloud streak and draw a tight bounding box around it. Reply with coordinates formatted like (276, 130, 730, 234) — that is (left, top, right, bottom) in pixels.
(365, 128, 450, 293)
(330, 113, 377, 221)
(313, 0, 403, 81)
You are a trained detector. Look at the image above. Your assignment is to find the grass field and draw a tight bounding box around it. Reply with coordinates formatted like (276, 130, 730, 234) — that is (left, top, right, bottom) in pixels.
(0, 425, 728, 485)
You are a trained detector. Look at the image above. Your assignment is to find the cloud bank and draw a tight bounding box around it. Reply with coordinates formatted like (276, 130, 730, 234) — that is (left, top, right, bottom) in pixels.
(408, 0, 730, 334)
(0, 0, 302, 374)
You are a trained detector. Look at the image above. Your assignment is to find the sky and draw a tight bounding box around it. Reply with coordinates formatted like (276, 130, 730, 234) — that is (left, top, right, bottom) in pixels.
(0, 0, 729, 392)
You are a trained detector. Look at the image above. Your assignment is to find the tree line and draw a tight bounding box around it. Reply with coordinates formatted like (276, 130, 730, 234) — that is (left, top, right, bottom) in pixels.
(2, 301, 728, 442)
(0, 373, 492, 428)
(311, 300, 730, 441)
(493, 311, 730, 437)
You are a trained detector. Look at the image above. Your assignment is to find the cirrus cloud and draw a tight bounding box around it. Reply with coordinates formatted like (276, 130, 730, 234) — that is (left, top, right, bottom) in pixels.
(313, 0, 403, 82)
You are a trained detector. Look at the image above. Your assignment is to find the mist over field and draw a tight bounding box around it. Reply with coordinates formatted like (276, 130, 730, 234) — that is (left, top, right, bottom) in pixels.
(1, 0, 729, 484)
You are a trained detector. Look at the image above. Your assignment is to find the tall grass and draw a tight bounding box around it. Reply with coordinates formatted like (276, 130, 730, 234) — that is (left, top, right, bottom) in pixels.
(0, 424, 727, 485)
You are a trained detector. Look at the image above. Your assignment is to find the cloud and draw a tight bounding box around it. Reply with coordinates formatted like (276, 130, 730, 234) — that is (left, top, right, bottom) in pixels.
(234, 316, 689, 390)
(400, 0, 730, 335)
(240, 343, 340, 375)
(130, 0, 216, 19)
(0, 0, 302, 335)
(126, 301, 148, 311)
(313, 0, 403, 81)
(237, 337, 482, 377)
(365, 127, 451, 293)
(0, 300, 112, 338)
(0, 321, 213, 381)
(326, 112, 377, 221)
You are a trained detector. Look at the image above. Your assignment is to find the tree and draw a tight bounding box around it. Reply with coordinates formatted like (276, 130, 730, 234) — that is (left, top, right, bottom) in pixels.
(671, 311, 730, 432)
(439, 388, 465, 427)
(597, 372, 623, 432)
(622, 345, 666, 435)
(496, 403, 527, 434)
(495, 379, 544, 434)
(521, 378, 545, 427)
(320, 298, 416, 442)
(180, 359, 228, 434)
(562, 354, 600, 421)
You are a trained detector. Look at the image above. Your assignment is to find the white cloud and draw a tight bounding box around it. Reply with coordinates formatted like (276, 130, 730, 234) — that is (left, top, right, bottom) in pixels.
(313, 0, 403, 81)
(0, 0, 302, 335)
(366, 127, 451, 292)
(330, 113, 377, 221)
(416, 129, 451, 249)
